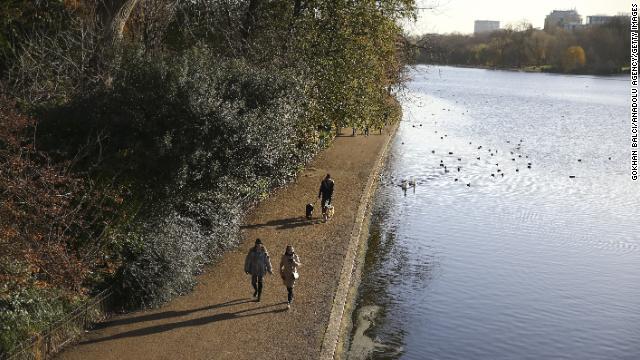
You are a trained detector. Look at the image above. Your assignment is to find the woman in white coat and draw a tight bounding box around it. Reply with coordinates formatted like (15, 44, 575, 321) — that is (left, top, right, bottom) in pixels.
(279, 245, 301, 309)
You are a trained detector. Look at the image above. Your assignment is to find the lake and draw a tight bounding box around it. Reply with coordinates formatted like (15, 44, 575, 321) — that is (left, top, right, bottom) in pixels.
(348, 66, 639, 360)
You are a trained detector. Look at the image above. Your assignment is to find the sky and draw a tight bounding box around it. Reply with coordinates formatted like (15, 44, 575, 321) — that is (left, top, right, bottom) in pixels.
(403, 0, 633, 35)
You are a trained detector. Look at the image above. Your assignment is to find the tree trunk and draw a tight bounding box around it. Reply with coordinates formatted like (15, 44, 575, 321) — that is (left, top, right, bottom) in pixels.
(103, 0, 141, 47)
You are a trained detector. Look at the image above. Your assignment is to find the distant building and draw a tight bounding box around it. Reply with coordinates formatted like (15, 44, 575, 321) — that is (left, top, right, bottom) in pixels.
(474, 20, 500, 34)
(586, 15, 629, 26)
(544, 10, 582, 31)
(586, 15, 614, 26)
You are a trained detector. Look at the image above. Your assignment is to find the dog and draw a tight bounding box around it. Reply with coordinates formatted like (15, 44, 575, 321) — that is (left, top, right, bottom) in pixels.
(305, 203, 314, 220)
(323, 204, 335, 222)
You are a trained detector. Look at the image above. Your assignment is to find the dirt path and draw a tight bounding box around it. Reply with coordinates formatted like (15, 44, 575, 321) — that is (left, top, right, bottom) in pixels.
(58, 128, 394, 360)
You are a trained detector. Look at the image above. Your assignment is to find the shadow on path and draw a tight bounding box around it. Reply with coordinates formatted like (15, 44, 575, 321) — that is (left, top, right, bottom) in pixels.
(241, 216, 322, 230)
(93, 298, 253, 330)
(81, 302, 289, 345)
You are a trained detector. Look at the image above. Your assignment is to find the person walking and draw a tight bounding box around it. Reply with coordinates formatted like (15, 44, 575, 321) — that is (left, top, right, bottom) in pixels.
(279, 245, 301, 309)
(244, 238, 273, 302)
(318, 173, 335, 219)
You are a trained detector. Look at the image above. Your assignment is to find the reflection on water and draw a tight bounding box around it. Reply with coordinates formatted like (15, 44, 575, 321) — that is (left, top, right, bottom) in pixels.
(348, 66, 640, 360)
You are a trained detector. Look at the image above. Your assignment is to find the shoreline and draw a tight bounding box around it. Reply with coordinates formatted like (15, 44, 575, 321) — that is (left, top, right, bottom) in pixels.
(56, 124, 400, 360)
(416, 63, 630, 76)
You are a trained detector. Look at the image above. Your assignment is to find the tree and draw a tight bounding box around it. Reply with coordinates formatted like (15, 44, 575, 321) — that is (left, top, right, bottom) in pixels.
(562, 45, 586, 72)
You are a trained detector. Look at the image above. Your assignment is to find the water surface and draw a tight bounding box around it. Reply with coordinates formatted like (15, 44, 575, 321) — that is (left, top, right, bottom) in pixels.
(349, 66, 639, 360)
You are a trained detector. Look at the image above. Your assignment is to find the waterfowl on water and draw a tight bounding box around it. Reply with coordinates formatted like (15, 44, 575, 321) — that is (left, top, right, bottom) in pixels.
(467, 183, 471, 187)
(449, 151, 453, 155)
(477, 157, 481, 160)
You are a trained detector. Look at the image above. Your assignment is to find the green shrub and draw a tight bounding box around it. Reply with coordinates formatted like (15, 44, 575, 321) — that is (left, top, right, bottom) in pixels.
(36, 49, 317, 308)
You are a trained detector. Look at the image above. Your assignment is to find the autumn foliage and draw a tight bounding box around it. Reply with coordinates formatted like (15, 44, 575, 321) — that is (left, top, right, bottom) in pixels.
(0, 95, 118, 294)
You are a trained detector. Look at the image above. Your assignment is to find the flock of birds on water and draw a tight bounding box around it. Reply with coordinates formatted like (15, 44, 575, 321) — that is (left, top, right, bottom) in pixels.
(392, 115, 610, 194)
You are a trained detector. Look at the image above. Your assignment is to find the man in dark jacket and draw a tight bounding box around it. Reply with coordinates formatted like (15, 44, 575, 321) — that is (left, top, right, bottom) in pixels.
(318, 174, 335, 213)
(244, 238, 273, 302)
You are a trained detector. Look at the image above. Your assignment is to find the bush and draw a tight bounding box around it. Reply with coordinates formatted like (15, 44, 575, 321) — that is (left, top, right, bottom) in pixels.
(0, 285, 81, 356)
(35, 49, 318, 308)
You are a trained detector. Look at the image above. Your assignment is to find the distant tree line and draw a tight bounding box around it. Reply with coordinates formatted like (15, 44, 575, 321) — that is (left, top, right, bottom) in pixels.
(0, 0, 415, 355)
(410, 18, 630, 74)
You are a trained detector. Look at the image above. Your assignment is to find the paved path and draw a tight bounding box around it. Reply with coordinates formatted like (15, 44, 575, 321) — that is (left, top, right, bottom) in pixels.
(58, 129, 393, 360)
